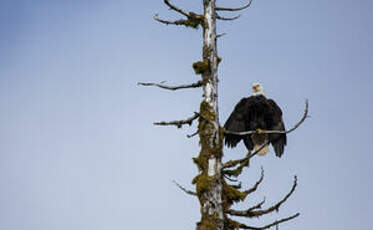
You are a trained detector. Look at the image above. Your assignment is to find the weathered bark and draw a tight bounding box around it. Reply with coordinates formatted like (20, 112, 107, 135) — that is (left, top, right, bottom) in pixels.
(193, 1, 225, 230)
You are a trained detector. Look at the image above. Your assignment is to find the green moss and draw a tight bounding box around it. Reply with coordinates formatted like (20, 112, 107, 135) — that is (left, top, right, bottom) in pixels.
(221, 181, 247, 212)
(193, 155, 209, 171)
(193, 101, 224, 171)
(193, 173, 215, 196)
(193, 60, 210, 75)
(184, 19, 200, 28)
(199, 101, 215, 120)
(178, 12, 204, 29)
(218, 126, 225, 144)
(193, 101, 225, 230)
(198, 214, 220, 230)
(224, 218, 241, 230)
(223, 181, 247, 204)
(223, 159, 248, 177)
(170, 12, 204, 29)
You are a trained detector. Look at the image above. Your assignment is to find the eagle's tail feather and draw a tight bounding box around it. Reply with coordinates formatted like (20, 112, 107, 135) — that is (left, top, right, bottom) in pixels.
(254, 144, 269, 156)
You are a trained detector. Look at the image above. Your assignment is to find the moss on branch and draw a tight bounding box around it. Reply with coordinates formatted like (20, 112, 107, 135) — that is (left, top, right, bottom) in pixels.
(193, 60, 210, 75)
(222, 181, 247, 209)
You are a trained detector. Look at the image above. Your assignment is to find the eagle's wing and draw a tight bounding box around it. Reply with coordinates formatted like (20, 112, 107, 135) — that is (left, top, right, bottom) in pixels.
(267, 99, 287, 157)
(224, 98, 252, 149)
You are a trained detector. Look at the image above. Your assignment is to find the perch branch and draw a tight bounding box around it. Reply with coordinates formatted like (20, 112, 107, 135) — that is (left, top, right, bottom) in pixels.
(163, 0, 190, 17)
(249, 141, 270, 159)
(216, 13, 241, 21)
(225, 99, 309, 136)
(228, 176, 297, 217)
(138, 80, 203, 91)
(216, 0, 253, 11)
(173, 180, 197, 196)
(154, 113, 199, 128)
(237, 213, 300, 230)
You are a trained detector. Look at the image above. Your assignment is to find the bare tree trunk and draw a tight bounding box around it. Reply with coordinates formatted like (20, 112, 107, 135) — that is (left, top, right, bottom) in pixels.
(193, 1, 224, 230)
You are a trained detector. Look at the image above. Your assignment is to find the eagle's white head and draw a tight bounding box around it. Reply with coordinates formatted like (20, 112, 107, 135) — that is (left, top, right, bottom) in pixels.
(252, 83, 265, 96)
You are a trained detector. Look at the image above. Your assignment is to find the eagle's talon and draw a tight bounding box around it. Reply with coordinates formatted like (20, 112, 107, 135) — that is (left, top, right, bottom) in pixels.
(256, 128, 264, 134)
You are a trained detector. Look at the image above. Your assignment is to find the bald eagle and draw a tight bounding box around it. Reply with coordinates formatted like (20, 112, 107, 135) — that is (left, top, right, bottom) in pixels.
(224, 83, 286, 157)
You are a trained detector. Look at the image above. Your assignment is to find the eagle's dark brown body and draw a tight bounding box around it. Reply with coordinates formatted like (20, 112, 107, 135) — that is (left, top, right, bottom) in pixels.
(224, 95, 286, 157)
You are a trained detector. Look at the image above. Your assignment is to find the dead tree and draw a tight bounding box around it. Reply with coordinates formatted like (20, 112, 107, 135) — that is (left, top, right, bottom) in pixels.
(138, 1, 308, 230)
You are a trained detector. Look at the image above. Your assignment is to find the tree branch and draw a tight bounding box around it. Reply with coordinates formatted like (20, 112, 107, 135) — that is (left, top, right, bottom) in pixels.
(222, 140, 277, 170)
(225, 99, 309, 136)
(153, 14, 200, 28)
(224, 174, 239, 182)
(216, 0, 253, 12)
(138, 80, 203, 91)
(154, 113, 199, 128)
(172, 180, 197, 196)
(228, 176, 297, 217)
(223, 156, 249, 177)
(222, 151, 251, 169)
(195, 112, 217, 126)
(153, 14, 184, 25)
(216, 13, 241, 21)
(247, 197, 266, 212)
(237, 213, 300, 230)
(187, 130, 199, 138)
(163, 0, 190, 17)
(217, 33, 227, 38)
(249, 141, 270, 159)
(230, 181, 242, 189)
(243, 167, 264, 195)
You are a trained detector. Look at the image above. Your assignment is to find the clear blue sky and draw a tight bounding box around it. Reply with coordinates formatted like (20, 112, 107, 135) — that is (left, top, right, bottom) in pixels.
(1, 0, 372, 229)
